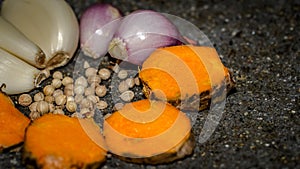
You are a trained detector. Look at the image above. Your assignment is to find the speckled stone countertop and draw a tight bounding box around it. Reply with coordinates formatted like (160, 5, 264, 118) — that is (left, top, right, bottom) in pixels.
(0, 0, 299, 168)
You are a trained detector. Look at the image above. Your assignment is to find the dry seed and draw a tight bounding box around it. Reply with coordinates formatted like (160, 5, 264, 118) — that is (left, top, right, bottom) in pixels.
(74, 85, 85, 95)
(80, 98, 93, 109)
(43, 85, 55, 96)
(52, 71, 63, 79)
(53, 109, 65, 115)
(125, 78, 135, 88)
(36, 101, 49, 115)
(18, 94, 32, 106)
(44, 95, 54, 103)
(29, 102, 38, 112)
(85, 67, 98, 77)
(62, 76, 73, 86)
(114, 102, 124, 110)
(66, 101, 77, 112)
(118, 70, 128, 79)
(87, 75, 101, 84)
(90, 82, 100, 89)
(34, 92, 45, 102)
(96, 100, 108, 110)
(118, 81, 129, 93)
(51, 78, 62, 89)
(75, 76, 88, 87)
(74, 94, 84, 104)
(29, 111, 40, 120)
(98, 68, 111, 80)
(79, 108, 94, 118)
(64, 84, 74, 96)
(55, 95, 66, 106)
(95, 85, 107, 97)
(87, 95, 99, 104)
(52, 89, 63, 98)
(84, 87, 95, 96)
(66, 96, 75, 102)
(120, 90, 134, 102)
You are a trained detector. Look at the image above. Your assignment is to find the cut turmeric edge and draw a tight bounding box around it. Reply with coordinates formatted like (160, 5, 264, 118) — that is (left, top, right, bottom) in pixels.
(23, 114, 107, 169)
(0, 91, 30, 151)
(104, 99, 195, 164)
(139, 45, 235, 111)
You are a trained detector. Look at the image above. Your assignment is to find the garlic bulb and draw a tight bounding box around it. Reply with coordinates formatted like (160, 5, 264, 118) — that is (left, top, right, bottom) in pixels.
(0, 48, 49, 95)
(0, 17, 46, 68)
(1, 0, 79, 70)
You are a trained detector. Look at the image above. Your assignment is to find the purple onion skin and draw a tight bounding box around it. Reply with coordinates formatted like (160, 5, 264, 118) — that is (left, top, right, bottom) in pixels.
(108, 10, 184, 65)
(80, 3, 122, 58)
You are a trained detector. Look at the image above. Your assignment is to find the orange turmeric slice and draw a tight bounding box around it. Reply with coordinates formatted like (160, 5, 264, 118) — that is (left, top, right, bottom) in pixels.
(0, 92, 30, 151)
(139, 45, 235, 111)
(104, 99, 195, 164)
(23, 114, 107, 169)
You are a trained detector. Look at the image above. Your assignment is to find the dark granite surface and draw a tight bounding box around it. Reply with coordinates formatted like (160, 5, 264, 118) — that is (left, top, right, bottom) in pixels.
(0, 0, 299, 168)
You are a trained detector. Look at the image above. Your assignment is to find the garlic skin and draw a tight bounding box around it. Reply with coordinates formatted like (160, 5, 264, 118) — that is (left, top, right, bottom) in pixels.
(0, 48, 49, 94)
(0, 17, 46, 68)
(1, 0, 79, 70)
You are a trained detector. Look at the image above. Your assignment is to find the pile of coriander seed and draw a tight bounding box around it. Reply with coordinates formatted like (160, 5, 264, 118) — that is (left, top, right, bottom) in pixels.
(18, 61, 141, 120)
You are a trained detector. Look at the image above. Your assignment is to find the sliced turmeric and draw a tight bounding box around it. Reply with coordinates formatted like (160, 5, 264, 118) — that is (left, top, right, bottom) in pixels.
(23, 114, 107, 169)
(0, 91, 30, 151)
(104, 99, 195, 164)
(139, 45, 235, 111)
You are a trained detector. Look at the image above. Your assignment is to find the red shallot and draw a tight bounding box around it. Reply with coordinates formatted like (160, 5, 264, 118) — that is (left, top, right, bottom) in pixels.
(80, 3, 122, 58)
(108, 10, 184, 65)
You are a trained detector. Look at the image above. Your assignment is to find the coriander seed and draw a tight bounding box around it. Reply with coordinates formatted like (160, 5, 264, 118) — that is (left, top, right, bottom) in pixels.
(34, 92, 45, 102)
(51, 78, 62, 88)
(55, 94, 66, 106)
(120, 90, 134, 102)
(18, 94, 32, 106)
(43, 85, 55, 96)
(118, 70, 128, 79)
(98, 68, 111, 80)
(95, 85, 107, 97)
(62, 76, 73, 86)
(52, 71, 63, 79)
(96, 100, 108, 110)
(36, 101, 49, 115)
(66, 101, 77, 112)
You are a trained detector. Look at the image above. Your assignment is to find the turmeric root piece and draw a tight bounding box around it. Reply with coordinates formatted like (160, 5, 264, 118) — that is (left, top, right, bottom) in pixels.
(23, 114, 107, 169)
(139, 45, 235, 111)
(0, 92, 30, 151)
(104, 99, 195, 164)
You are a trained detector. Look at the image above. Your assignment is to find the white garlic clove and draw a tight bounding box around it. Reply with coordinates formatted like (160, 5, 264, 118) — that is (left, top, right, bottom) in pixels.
(1, 0, 79, 70)
(0, 17, 46, 68)
(0, 48, 49, 94)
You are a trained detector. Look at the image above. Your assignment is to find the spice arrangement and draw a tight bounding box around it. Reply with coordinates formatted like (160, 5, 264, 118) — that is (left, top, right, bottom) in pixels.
(0, 0, 234, 168)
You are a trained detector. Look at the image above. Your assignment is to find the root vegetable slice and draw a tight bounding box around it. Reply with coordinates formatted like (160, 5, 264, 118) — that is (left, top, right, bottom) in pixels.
(104, 99, 195, 164)
(139, 45, 235, 111)
(23, 114, 107, 169)
(0, 92, 30, 151)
